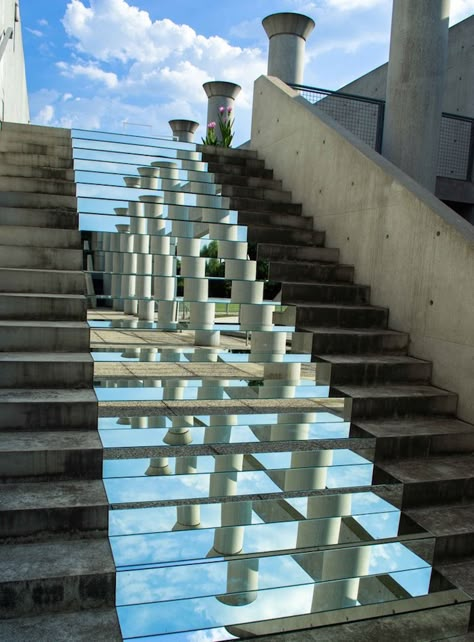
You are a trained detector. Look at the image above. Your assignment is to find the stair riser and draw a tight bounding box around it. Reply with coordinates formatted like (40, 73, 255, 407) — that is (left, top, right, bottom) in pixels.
(0, 227, 81, 249)
(207, 162, 273, 179)
(0, 208, 78, 229)
(270, 262, 354, 283)
(311, 332, 409, 355)
(0, 297, 87, 321)
(0, 141, 72, 157)
(0, 123, 70, 139)
(0, 506, 108, 540)
(0, 450, 103, 481)
(402, 478, 474, 508)
(202, 154, 265, 169)
(374, 433, 474, 460)
(434, 533, 474, 563)
(199, 146, 258, 161)
(222, 185, 292, 202)
(0, 177, 75, 196)
(0, 192, 76, 210)
(0, 166, 74, 181)
(283, 283, 370, 305)
(230, 196, 301, 215)
(296, 307, 388, 328)
(349, 394, 458, 419)
(258, 244, 336, 263)
(213, 173, 282, 190)
(0, 270, 85, 295)
(240, 211, 313, 230)
(0, 246, 83, 270)
(328, 362, 432, 386)
(0, 327, 90, 353)
(0, 573, 115, 619)
(249, 227, 323, 246)
(0, 401, 98, 431)
(0, 363, 93, 388)
(0, 153, 73, 169)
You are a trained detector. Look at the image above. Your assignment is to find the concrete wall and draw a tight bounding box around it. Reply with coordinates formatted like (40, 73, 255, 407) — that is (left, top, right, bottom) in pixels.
(340, 15, 474, 118)
(0, 0, 29, 123)
(251, 75, 474, 423)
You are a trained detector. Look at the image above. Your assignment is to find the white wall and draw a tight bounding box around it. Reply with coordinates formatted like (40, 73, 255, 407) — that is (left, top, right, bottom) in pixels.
(0, 0, 29, 123)
(251, 75, 474, 423)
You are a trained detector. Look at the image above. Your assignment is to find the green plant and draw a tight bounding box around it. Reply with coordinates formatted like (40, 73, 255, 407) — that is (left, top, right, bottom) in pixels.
(202, 121, 218, 146)
(218, 105, 234, 147)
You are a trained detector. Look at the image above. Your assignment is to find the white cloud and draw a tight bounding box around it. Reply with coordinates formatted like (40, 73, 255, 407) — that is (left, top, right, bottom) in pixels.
(26, 27, 43, 37)
(450, 0, 474, 24)
(62, 93, 73, 101)
(36, 104, 55, 125)
(325, 0, 385, 10)
(57, 61, 118, 88)
(38, 18, 49, 26)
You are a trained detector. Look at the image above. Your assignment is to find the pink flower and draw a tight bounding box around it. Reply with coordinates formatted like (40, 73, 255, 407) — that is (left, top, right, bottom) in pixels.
(219, 106, 225, 114)
(208, 121, 216, 129)
(227, 106, 232, 114)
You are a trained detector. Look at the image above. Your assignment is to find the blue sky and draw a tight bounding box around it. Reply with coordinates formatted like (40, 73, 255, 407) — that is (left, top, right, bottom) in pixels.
(21, 0, 473, 145)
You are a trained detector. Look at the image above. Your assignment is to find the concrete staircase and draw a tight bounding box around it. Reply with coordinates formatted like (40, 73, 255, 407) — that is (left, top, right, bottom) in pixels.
(0, 123, 121, 640)
(202, 144, 474, 634)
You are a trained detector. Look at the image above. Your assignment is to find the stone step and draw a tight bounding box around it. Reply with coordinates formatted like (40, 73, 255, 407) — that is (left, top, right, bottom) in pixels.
(198, 145, 258, 160)
(221, 183, 292, 202)
(0, 431, 102, 481)
(0, 205, 78, 228)
(296, 303, 388, 328)
(207, 161, 273, 179)
(0, 245, 83, 270)
(0, 176, 75, 196)
(229, 195, 302, 215)
(0, 151, 74, 169)
(282, 281, 370, 305)
(257, 243, 337, 263)
(270, 260, 354, 283)
(0, 267, 85, 294)
(239, 210, 313, 230)
(380, 454, 474, 508)
(0, 321, 90, 353)
(0, 163, 75, 181)
(202, 153, 265, 169)
(249, 225, 324, 247)
(1, 121, 71, 139)
(407, 503, 474, 563)
(0, 140, 72, 158)
(0, 225, 81, 249)
(213, 172, 282, 190)
(0, 353, 93, 388)
(336, 384, 458, 419)
(0, 191, 76, 210)
(317, 354, 432, 385)
(353, 416, 474, 460)
(0, 388, 97, 431)
(0, 538, 115, 618)
(437, 558, 474, 625)
(300, 326, 409, 355)
(0, 479, 108, 540)
(0, 293, 87, 321)
(0, 608, 122, 642)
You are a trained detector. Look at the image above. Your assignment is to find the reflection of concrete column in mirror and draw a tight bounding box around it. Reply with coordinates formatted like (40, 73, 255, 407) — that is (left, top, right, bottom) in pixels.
(173, 503, 201, 531)
(269, 412, 316, 442)
(259, 361, 301, 400)
(311, 545, 371, 612)
(169, 119, 199, 143)
(209, 454, 244, 498)
(163, 415, 194, 446)
(102, 231, 113, 300)
(216, 558, 259, 606)
(204, 414, 238, 445)
(202, 81, 241, 145)
(111, 225, 127, 311)
(262, 12, 315, 85)
(127, 186, 146, 318)
(296, 493, 352, 550)
(283, 449, 333, 491)
(119, 224, 137, 314)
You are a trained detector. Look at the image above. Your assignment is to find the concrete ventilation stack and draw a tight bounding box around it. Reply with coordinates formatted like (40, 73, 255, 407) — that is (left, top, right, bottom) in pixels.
(0, 122, 121, 639)
(169, 119, 199, 142)
(202, 81, 241, 144)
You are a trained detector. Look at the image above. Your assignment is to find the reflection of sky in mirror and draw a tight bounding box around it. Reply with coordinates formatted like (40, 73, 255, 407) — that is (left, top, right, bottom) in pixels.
(99, 414, 346, 429)
(92, 350, 312, 364)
